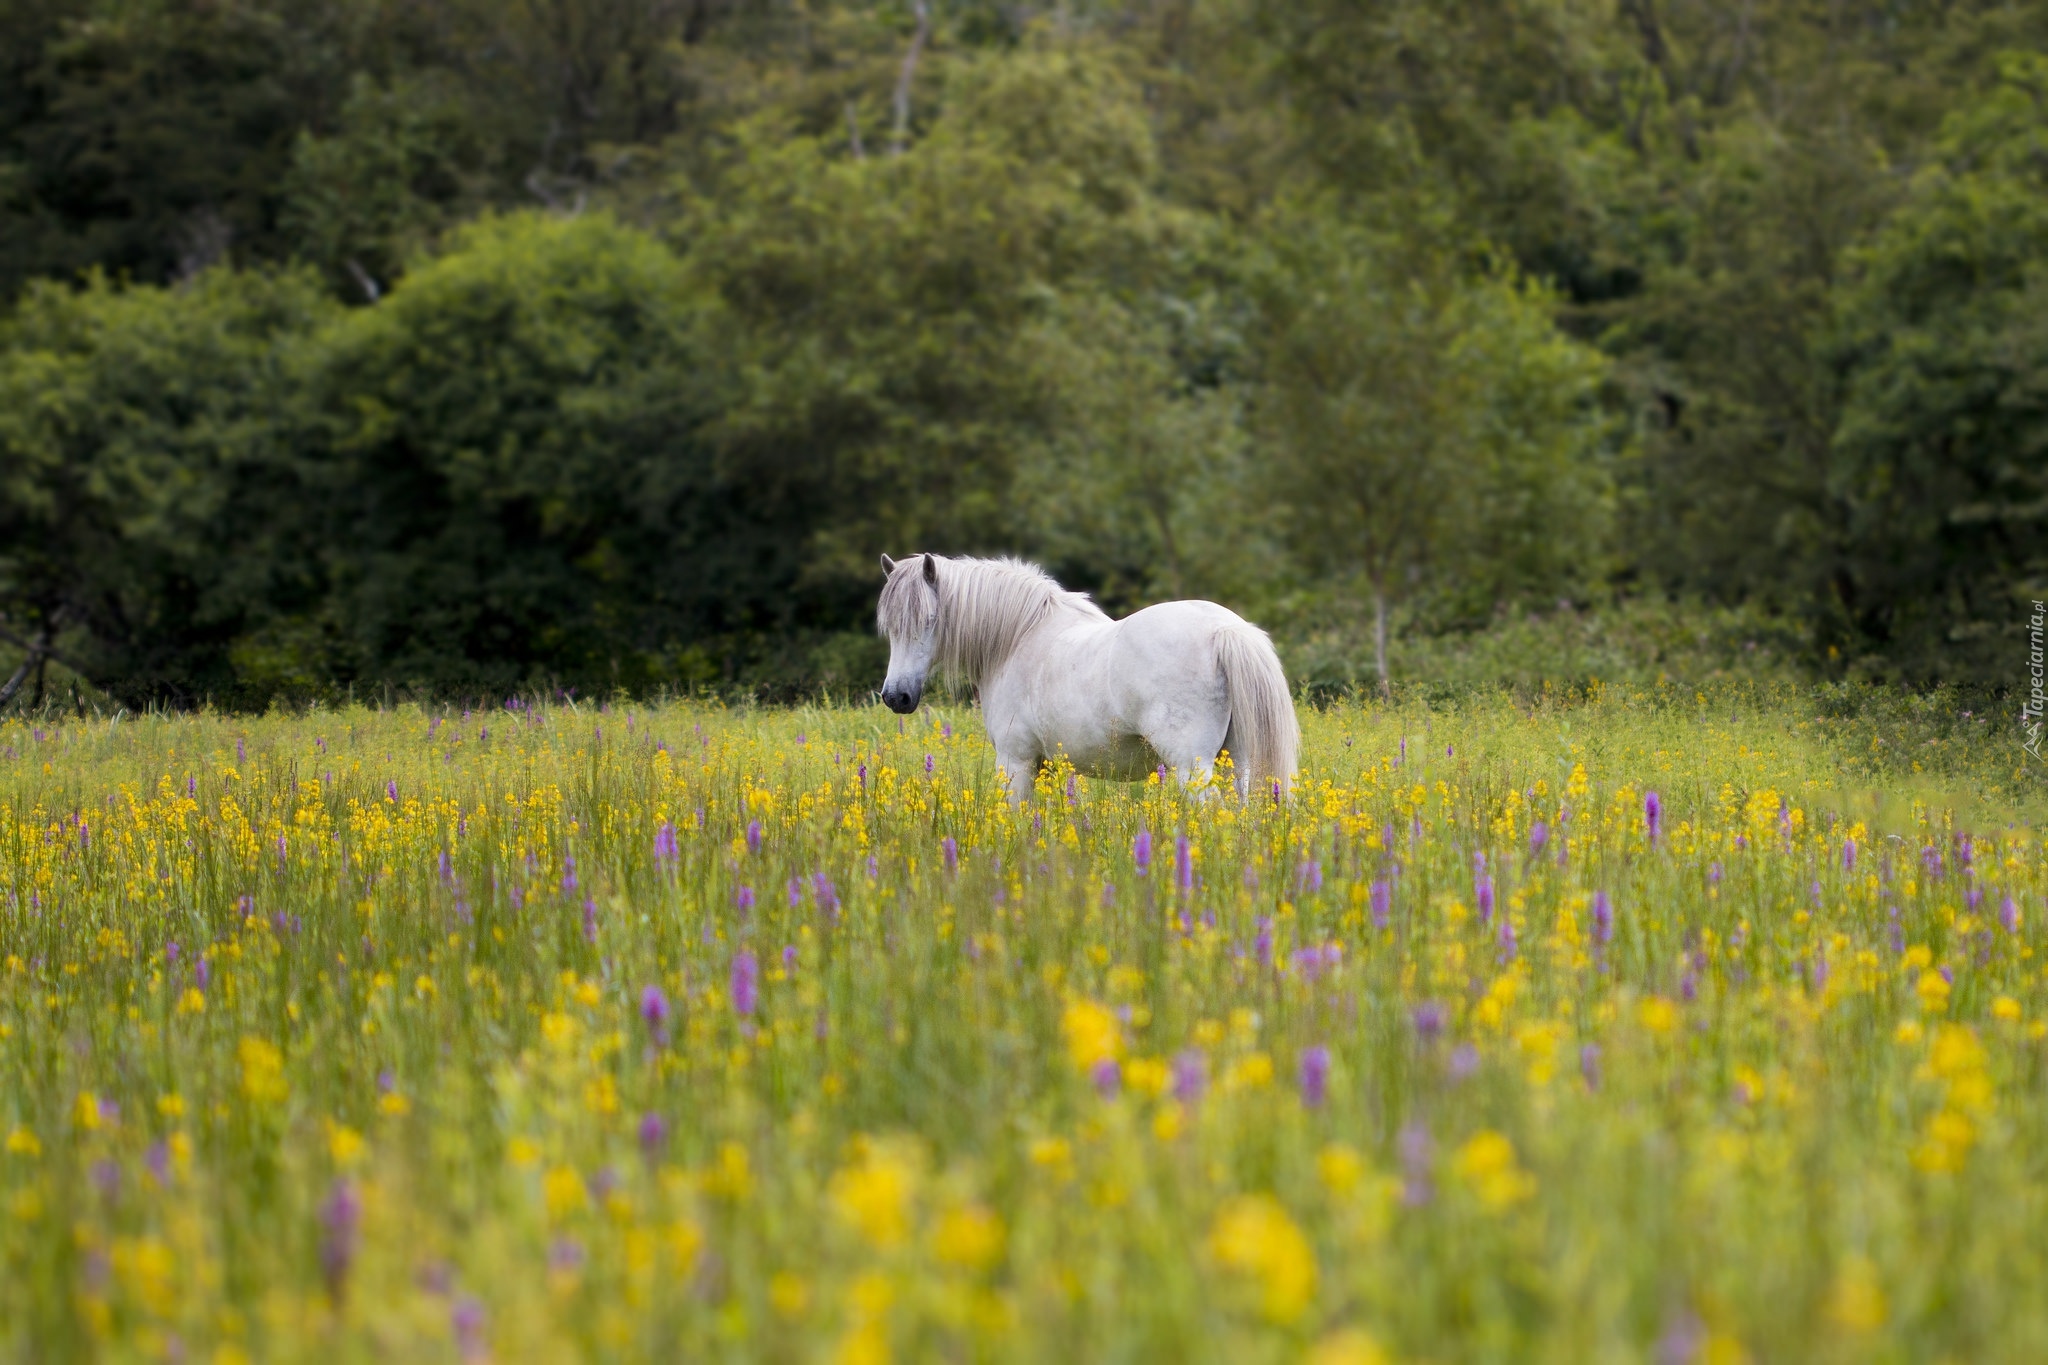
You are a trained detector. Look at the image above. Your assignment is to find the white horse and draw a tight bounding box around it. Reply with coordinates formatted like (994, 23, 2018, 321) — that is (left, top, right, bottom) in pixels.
(877, 554, 1298, 800)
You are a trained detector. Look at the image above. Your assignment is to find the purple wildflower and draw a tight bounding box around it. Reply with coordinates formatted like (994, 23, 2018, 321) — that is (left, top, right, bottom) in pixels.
(1133, 830, 1152, 876)
(638, 1112, 668, 1158)
(452, 1301, 487, 1365)
(925, 753, 935, 775)
(1171, 1050, 1206, 1105)
(654, 822, 677, 864)
(943, 836, 958, 873)
(745, 820, 762, 854)
(2002, 896, 2020, 934)
(1476, 875, 1495, 925)
(1644, 790, 1661, 844)
(385, 780, 398, 803)
(1843, 839, 1857, 871)
(1399, 1121, 1432, 1206)
(1497, 914, 1517, 961)
(730, 951, 759, 1016)
(1580, 1043, 1601, 1091)
(782, 944, 798, 972)
(195, 958, 211, 991)
(639, 985, 670, 1033)
(1370, 879, 1391, 929)
(1530, 821, 1548, 852)
(1448, 1043, 1480, 1081)
(561, 855, 578, 896)
(582, 898, 598, 944)
(1411, 1001, 1446, 1041)
(1299, 1046, 1331, 1108)
(1591, 891, 1613, 946)
(320, 1179, 361, 1301)
(1091, 1059, 1120, 1098)
(1254, 917, 1274, 968)
(1176, 834, 1194, 892)
(736, 885, 755, 911)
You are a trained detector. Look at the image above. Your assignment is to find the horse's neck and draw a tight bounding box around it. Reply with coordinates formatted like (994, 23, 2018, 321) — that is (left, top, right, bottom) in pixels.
(940, 567, 1074, 683)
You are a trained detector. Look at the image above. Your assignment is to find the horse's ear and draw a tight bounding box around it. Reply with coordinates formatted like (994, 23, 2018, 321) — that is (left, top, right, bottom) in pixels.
(922, 553, 938, 585)
(880, 554, 897, 577)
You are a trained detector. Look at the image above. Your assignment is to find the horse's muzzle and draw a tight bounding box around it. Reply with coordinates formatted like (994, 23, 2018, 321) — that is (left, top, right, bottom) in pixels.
(881, 685, 921, 714)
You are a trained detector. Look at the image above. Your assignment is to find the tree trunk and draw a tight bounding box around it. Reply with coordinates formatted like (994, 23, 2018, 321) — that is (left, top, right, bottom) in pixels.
(889, 1, 931, 156)
(1372, 579, 1390, 700)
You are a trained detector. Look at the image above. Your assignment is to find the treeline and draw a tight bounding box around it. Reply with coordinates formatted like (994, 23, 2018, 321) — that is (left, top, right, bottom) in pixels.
(2, 1, 2045, 707)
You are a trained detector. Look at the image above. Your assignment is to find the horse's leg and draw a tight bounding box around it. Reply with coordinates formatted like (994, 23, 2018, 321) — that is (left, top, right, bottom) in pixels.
(1147, 702, 1232, 797)
(994, 749, 1038, 806)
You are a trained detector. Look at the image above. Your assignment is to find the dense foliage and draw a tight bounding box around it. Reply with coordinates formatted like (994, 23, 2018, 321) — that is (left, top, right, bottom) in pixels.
(5, 1, 2048, 704)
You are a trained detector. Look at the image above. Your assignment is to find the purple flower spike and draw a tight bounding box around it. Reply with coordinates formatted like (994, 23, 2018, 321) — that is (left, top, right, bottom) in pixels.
(1299, 1046, 1331, 1108)
(1176, 834, 1194, 892)
(1091, 1058, 1120, 1098)
(654, 823, 677, 864)
(736, 884, 756, 912)
(1530, 821, 1548, 852)
(730, 951, 759, 1017)
(1843, 838, 1857, 872)
(1370, 879, 1391, 929)
(1297, 860, 1323, 895)
(1171, 1049, 1206, 1105)
(1644, 790, 1662, 844)
(1591, 891, 1613, 946)
(582, 899, 598, 944)
(1254, 917, 1274, 968)
(1133, 830, 1152, 876)
(1399, 1121, 1432, 1207)
(943, 835, 958, 873)
(638, 1112, 667, 1156)
(640, 985, 670, 1032)
(1476, 876, 1495, 925)
(1497, 914, 1517, 961)
(320, 1179, 362, 1301)
(1580, 1043, 1601, 1090)
(1448, 1043, 1480, 1081)
(195, 958, 211, 991)
(561, 855, 578, 895)
(1411, 1001, 1446, 1041)
(2002, 896, 2021, 934)
(745, 820, 762, 854)
(782, 944, 798, 972)
(453, 1296, 488, 1361)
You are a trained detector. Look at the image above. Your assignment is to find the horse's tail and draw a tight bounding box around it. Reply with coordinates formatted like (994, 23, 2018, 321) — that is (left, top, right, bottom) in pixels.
(1216, 621, 1300, 797)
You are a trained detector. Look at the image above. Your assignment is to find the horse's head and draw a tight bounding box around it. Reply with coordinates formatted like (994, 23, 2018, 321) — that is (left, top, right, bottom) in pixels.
(877, 553, 940, 714)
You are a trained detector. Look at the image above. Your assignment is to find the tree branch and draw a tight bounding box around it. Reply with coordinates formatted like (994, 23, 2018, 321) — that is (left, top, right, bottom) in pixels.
(890, 1, 932, 157)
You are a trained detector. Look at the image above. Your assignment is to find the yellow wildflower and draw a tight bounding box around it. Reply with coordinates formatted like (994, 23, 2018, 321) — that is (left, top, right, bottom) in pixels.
(1208, 1195, 1317, 1324)
(1453, 1130, 1536, 1212)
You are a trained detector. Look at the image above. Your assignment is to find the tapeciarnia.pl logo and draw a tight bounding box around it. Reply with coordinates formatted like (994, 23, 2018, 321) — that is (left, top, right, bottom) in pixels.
(2027, 600, 2046, 761)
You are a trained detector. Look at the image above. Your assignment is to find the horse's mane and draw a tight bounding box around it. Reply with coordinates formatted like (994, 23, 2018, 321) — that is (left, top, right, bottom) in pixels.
(879, 555, 1108, 685)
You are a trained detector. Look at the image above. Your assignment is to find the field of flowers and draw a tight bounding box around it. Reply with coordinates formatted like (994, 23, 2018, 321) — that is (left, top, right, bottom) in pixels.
(1, 686, 2043, 1363)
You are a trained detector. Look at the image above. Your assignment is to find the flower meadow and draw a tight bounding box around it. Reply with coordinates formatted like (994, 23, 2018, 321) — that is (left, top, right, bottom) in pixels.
(1, 689, 2044, 1364)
